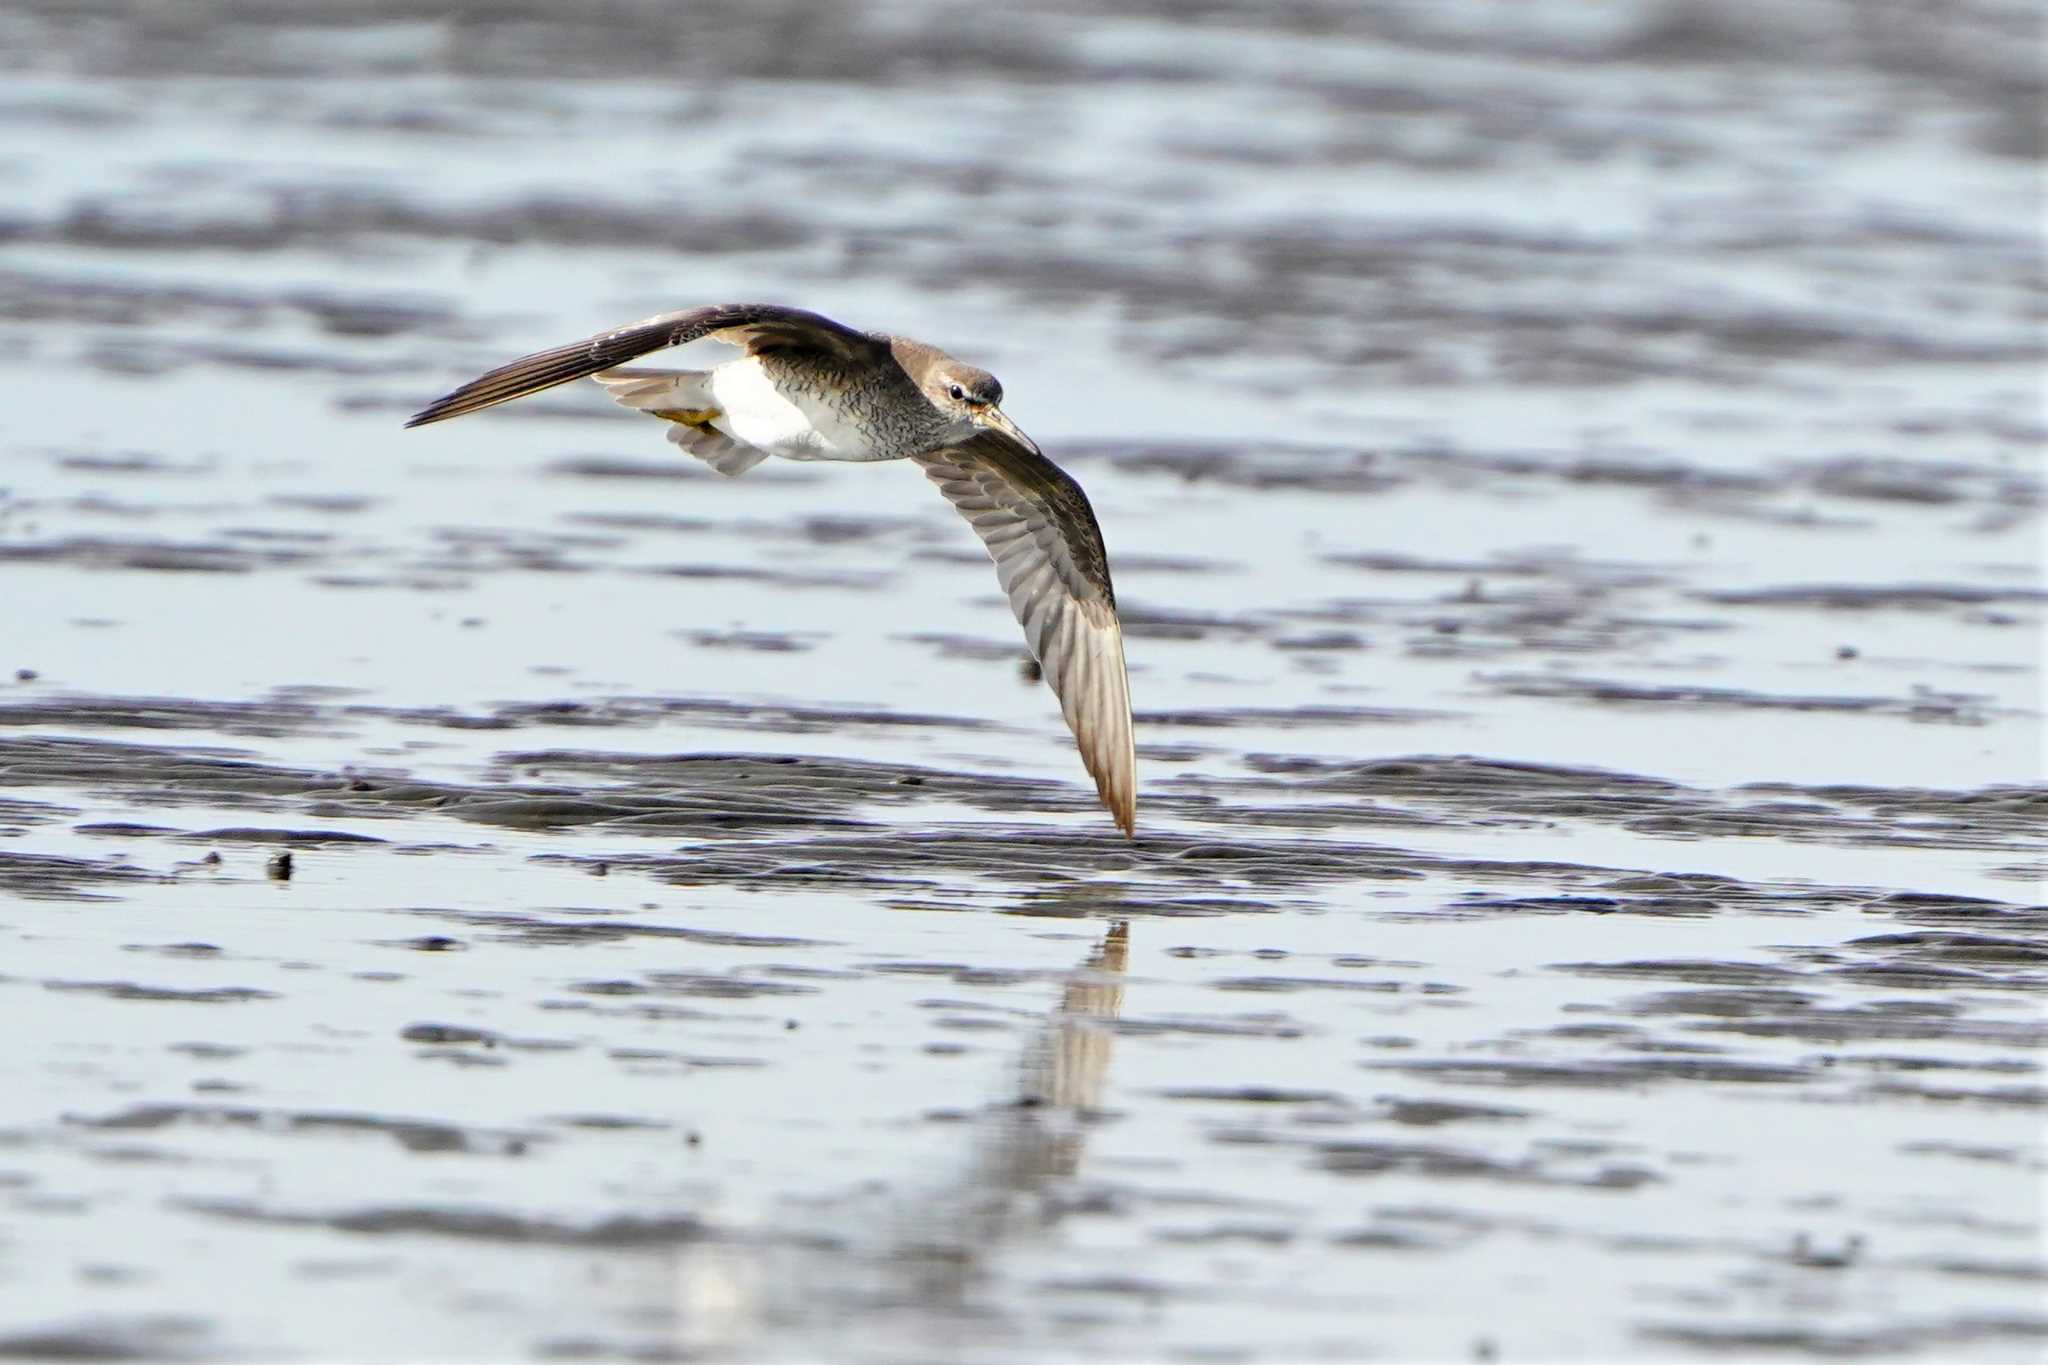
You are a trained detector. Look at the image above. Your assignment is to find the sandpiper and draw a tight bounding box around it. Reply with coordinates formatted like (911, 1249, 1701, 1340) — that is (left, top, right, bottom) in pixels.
(406, 304, 1135, 835)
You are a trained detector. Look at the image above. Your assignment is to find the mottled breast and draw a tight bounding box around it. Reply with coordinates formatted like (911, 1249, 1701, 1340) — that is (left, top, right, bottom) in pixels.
(706, 355, 898, 462)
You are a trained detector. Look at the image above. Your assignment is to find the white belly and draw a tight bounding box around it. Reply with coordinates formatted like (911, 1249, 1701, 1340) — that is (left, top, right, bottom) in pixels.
(707, 358, 882, 462)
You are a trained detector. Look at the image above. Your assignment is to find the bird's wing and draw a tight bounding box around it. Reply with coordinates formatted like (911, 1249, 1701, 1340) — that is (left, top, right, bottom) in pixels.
(405, 304, 880, 427)
(913, 430, 1135, 836)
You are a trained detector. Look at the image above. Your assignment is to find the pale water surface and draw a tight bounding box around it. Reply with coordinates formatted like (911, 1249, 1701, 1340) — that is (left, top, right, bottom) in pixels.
(0, 1, 2042, 1360)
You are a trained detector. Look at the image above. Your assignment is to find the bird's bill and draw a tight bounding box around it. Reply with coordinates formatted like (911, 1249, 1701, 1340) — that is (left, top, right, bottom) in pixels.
(973, 404, 1041, 456)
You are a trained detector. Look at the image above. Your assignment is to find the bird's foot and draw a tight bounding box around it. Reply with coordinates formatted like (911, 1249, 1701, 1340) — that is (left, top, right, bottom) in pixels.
(652, 406, 723, 432)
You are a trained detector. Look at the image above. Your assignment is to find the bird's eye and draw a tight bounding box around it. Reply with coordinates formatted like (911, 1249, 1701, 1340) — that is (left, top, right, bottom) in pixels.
(948, 384, 967, 401)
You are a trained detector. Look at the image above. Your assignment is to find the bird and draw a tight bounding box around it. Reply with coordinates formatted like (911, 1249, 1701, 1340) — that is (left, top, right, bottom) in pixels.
(405, 303, 1135, 836)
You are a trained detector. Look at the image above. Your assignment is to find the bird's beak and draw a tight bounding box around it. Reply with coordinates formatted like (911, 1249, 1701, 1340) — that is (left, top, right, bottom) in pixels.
(973, 403, 1041, 456)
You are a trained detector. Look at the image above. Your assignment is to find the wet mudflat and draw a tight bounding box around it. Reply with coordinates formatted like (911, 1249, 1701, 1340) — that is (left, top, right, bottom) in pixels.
(1, 0, 2043, 1360)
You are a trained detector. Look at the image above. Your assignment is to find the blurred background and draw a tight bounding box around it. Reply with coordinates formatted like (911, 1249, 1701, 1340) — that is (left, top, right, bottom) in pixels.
(1, 1, 2042, 1361)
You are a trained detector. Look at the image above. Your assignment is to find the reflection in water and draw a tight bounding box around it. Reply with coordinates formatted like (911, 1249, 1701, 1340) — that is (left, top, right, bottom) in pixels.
(670, 921, 1131, 1357)
(994, 919, 1129, 1183)
(883, 920, 1131, 1323)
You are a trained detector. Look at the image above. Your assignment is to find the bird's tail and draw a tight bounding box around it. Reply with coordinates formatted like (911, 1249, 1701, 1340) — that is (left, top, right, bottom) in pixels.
(591, 367, 714, 412)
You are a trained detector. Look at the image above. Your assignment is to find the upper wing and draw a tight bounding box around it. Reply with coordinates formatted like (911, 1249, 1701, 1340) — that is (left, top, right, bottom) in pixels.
(404, 303, 880, 428)
(913, 430, 1135, 836)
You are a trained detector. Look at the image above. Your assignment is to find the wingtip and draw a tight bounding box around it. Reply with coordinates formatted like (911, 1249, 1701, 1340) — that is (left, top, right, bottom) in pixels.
(404, 397, 464, 428)
(1106, 787, 1136, 839)
(1100, 743, 1136, 839)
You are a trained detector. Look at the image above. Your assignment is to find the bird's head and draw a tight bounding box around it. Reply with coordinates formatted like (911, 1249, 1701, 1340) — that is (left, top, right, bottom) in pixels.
(920, 356, 1039, 454)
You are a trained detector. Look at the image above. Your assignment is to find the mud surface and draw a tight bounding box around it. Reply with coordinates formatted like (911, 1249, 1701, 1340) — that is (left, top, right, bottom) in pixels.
(1, 0, 2042, 1360)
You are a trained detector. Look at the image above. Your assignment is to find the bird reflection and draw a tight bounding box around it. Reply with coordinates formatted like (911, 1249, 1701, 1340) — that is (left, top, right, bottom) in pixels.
(667, 920, 1132, 1354)
(992, 920, 1129, 1184)
(878, 918, 1131, 1324)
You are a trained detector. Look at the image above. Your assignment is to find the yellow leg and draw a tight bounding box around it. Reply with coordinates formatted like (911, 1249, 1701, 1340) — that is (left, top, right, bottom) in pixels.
(651, 406, 723, 432)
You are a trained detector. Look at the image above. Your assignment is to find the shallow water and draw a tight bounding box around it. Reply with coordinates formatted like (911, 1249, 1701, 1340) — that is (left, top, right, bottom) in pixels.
(1, 1, 2043, 1360)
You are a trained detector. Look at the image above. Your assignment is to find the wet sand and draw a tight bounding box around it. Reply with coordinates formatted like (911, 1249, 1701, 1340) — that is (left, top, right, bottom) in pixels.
(0, 0, 2042, 1360)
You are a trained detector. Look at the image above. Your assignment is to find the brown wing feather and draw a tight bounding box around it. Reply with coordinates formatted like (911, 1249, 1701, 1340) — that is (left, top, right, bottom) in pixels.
(404, 304, 879, 428)
(914, 430, 1135, 836)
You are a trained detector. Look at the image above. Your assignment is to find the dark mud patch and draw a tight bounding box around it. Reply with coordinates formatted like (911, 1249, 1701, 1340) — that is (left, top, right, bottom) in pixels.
(1157, 1086, 1345, 1106)
(1383, 1056, 1819, 1090)
(5, 733, 2042, 910)
(403, 909, 827, 951)
(398, 1023, 499, 1046)
(0, 535, 315, 574)
(0, 694, 335, 738)
(1113, 604, 1281, 643)
(22, 189, 813, 261)
(0, 265, 453, 352)
(181, 1200, 716, 1248)
(43, 981, 276, 1004)
(1245, 753, 1684, 801)
(1562, 960, 1811, 987)
(0, 850, 162, 901)
(122, 941, 225, 960)
(604, 971, 817, 1001)
(0, 795, 75, 831)
(1640, 1315, 2048, 1357)
(640, 562, 888, 591)
(1702, 1009, 2044, 1051)
(54, 452, 211, 477)
(65, 1103, 533, 1156)
(1700, 583, 2048, 611)
(1243, 754, 2047, 855)
(1137, 704, 1455, 729)
(1211, 974, 1411, 995)
(1114, 1014, 1307, 1041)
(0, 730, 1054, 831)
(1719, 786, 2048, 855)
(1376, 1098, 1530, 1127)
(897, 632, 1031, 664)
(677, 629, 817, 653)
(1315, 1139, 1659, 1190)
(34, 1, 1101, 83)
(1480, 672, 1999, 725)
(412, 696, 998, 737)
(171, 826, 386, 847)
(1090, 443, 2041, 520)
(1840, 931, 2048, 969)
(0, 1316, 213, 1362)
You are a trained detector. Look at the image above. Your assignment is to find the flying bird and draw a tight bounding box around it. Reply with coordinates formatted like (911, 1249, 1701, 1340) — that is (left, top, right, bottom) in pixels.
(406, 304, 1135, 835)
